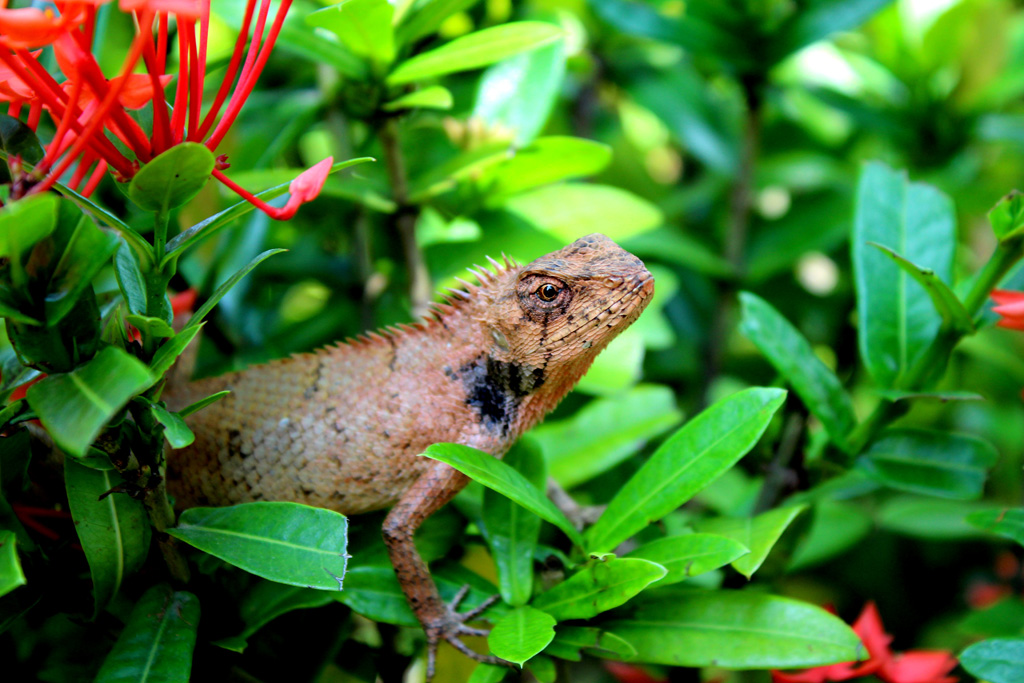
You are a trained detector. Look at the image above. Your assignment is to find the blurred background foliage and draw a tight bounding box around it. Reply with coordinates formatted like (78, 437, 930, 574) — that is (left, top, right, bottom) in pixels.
(9, 0, 1024, 680)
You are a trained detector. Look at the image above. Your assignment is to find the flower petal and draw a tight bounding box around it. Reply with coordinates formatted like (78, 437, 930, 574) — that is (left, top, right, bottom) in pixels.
(878, 650, 958, 683)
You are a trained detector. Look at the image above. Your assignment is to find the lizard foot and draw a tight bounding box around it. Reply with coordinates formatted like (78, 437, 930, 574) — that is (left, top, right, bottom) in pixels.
(424, 585, 509, 680)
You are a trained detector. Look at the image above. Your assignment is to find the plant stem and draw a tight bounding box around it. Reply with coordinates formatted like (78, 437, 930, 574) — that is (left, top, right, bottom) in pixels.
(153, 206, 170, 263)
(379, 117, 431, 317)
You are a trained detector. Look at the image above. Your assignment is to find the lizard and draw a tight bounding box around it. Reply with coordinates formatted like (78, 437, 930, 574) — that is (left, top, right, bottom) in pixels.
(164, 233, 655, 676)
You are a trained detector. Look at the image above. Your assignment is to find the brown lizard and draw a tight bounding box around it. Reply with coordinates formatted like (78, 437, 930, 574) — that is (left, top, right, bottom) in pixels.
(165, 233, 654, 675)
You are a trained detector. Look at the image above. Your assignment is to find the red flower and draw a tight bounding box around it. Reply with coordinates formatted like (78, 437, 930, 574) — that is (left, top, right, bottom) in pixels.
(772, 603, 957, 683)
(992, 290, 1024, 331)
(1, 0, 331, 218)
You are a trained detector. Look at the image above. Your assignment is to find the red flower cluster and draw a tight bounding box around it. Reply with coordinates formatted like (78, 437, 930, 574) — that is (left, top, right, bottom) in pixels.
(0, 0, 330, 218)
(772, 603, 958, 683)
(992, 290, 1024, 331)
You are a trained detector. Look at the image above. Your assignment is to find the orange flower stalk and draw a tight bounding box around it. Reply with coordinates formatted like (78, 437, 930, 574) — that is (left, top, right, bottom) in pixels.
(0, 0, 330, 219)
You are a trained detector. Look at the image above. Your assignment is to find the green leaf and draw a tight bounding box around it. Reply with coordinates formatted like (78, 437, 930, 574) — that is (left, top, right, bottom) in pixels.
(626, 534, 749, 585)
(26, 346, 153, 457)
(126, 315, 175, 339)
(960, 597, 1024, 638)
(503, 183, 663, 243)
(989, 191, 1024, 242)
(868, 242, 974, 333)
(424, 443, 584, 547)
(178, 389, 229, 418)
(128, 142, 215, 213)
(772, 0, 894, 62)
(0, 193, 58, 290)
(544, 625, 636, 662)
(739, 292, 856, 451)
(0, 113, 44, 168)
(961, 638, 1024, 683)
(534, 385, 682, 488)
(395, 0, 480, 45)
(473, 39, 566, 146)
(877, 496, 996, 539)
(382, 86, 454, 112)
(408, 142, 512, 202)
(788, 501, 872, 571)
(584, 388, 787, 553)
(483, 439, 545, 606)
(184, 249, 286, 331)
(65, 458, 151, 617)
(468, 663, 509, 683)
(0, 530, 26, 598)
(387, 22, 563, 86)
(168, 502, 348, 590)
(307, 0, 396, 66)
(271, 8, 367, 80)
(967, 508, 1024, 546)
(876, 389, 984, 403)
(696, 505, 807, 578)
(44, 201, 119, 326)
(162, 158, 373, 265)
(333, 565, 418, 627)
(114, 240, 150, 316)
(149, 402, 195, 448)
(858, 429, 997, 500)
(852, 162, 955, 388)
(479, 137, 613, 205)
(150, 325, 203, 378)
(213, 581, 334, 653)
(93, 584, 200, 683)
(532, 557, 666, 621)
(605, 591, 862, 668)
(488, 606, 556, 666)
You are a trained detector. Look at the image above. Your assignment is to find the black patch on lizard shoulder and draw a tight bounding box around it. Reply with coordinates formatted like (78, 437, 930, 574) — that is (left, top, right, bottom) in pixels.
(460, 354, 545, 435)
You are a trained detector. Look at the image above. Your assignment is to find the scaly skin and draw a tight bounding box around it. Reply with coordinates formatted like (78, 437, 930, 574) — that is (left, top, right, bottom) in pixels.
(166, 233, 654, 674)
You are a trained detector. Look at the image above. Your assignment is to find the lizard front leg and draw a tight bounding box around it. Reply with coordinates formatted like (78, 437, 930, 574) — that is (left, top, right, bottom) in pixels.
(382, 460, 506, 678)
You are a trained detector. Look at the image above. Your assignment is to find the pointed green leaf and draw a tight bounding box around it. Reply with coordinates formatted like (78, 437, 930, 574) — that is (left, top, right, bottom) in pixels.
(0, 193, 58, 290)
(333, 565, 419, 626)
(584, 388, 787, 553)
(382, 85, 454, 111)
(488, 606, 556, 666)
(0, 530, 26, 598)
(126, 315, 175, 339)
(605, 591, 862, 668)
(626, 534, 749, 585)
(532, 557, 666, 621)
(422, 443, 584, 548)
(878, 496, 996, 539)
(168, 502, 348, 590)
(503, 183, 662, 243)
(150, 324, 203, 378)
(544, 626, 637, 662)
(989, 191, 1024, 242)
(788, 501, 873, 571)
(0, 113, 44, 168)
(128, 142, 215, 213)
(149, 402, 195, 448)
(395, 0, 480, 45)
(184, 249, 286, 331)
(968, 508, 1024, 546)
(94, 584, 200, 683)
(65, 458, 151, 616)
(739, 292, 856, 451)
(868, 242, 973, 333)
(387, 22, 563, 86)
(961, 638, 1024, 683)
(27, 346, 153, 457)
(773, 0, 894, 61)
(307, 0, 396, 66)
(177, 389, 229, 418)
(697, 505, 807, 578)
(478, 137, 614, 206)
(45, 202, 119, 326)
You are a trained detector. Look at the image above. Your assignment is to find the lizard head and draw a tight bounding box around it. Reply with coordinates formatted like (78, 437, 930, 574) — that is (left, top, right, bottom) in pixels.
(464, 234, 653, 426)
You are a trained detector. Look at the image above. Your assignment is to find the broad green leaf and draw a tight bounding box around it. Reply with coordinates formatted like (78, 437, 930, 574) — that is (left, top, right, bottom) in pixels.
(531, 557, 666, 621)
(184, 249, 286, 331)
(0, 530, 26, 598)
(852, 162, 955, 388)
(877, 496, 996, 539)
(422, 443, 584, 548)
(271, 7, 367, 79)
(868, 243, 974, 333)
(407, 142, 511, 202)
(544, 625, 637, 662)
(162, 158, 372, 265)
(858, 429, 997, 500)
(503, 183, 663, 243)
(0, 193, 57, 290)
(65, 458, 151, 616)
(968, 508, 1024, 546)
(333, 565, 418, 626)
(468, 663, 509, 683)
(739, 292, 855, 451)
(479, 137, 613, 205)
(27, 346, 153, 457)
(527, 656, 556, 683)
(382, 85, 453, 111)
(93, 584, 200, 683)
(961, 638, 1024, 683)
(960, 597, 1024, 638)
(483, 439, 545, 606)
(772, 0, 894, 62)
(150, 402, 195, 448)
(584, 388, 787, 553)
(0, 113, 44, 168)
(697, 505, 807, 578)
(989, 191, 1024, 242)
(488, 606, 556, 666)
(626, 534, 749, 585)
(44, 201, 119, 326)
(213, 581, 334, 653)
(473, 39, 566, 146)
(129, 142, 215, 213)
(387, 22, 563, 86)
(307, 0, 395, 66)
(395, 0, 480, 45)
(150, 324, 203, 378)
(114, 240, 149, 317)
(788, 501, 872, 571)
(534, 385, 682, 488)
(605, 590, 861, 668)
(169, 502, 348, 590)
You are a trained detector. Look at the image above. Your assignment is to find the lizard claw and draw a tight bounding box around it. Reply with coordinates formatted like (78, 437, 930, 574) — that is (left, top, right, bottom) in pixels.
(424, 586, 509, 680)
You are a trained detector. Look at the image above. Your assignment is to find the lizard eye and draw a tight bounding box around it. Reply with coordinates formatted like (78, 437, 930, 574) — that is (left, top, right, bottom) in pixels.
(537, 283, 560, 301)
